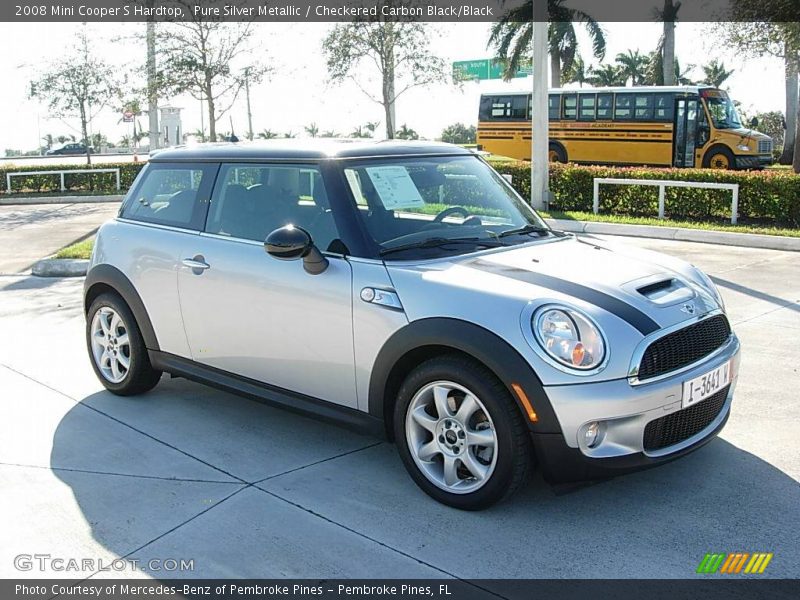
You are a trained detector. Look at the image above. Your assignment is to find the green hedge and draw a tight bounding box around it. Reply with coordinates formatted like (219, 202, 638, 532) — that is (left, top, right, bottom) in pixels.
(487, 160, 800, 227)
(0, 162, 145, 194)
(4, 158, 799, 227)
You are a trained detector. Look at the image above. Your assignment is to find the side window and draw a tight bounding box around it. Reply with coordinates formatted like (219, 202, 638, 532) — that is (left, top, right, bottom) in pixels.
(478, 96, 493, 121)
(121, 163, 215, 230)
(614, 94, 633, 120)
(635, 94, 655, 120)
(548, 94, 560, 120)
(510, 95, 528, 119)
(654, 93, 674, 121)
(578, 95, 596, 120)
(562, 95, 577, 120)
(491, 97, 512, 118)
(596, 93, 613, 119)
(205, 164, 341, 252)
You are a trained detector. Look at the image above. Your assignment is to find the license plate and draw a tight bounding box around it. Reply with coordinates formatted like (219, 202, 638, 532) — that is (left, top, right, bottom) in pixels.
(682, 361, 732, 408)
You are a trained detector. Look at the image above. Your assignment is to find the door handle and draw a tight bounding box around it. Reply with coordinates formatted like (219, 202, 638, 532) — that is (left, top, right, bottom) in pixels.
(182, 257, 210, 271)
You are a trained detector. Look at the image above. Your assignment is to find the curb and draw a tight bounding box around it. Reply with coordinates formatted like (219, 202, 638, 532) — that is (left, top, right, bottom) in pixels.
(545, 218, 800, 252)
(32, 259, 89, 277)
(0, 194, 123, 206)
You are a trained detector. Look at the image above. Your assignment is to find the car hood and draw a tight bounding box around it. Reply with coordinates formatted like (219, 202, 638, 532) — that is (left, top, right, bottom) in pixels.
(386, 235, 722, 337)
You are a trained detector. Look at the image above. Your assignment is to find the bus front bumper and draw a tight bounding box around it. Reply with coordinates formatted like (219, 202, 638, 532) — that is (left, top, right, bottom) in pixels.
(735, 154, 772, 169)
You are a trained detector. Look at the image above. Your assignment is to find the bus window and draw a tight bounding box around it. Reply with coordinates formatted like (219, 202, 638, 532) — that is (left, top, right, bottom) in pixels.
(578, 95, 596, 120)
(562, 94, 577, 120)
(654, 94, 674, 121)
(478, 96, 493, 121)
(548, 94, 560, 120)
(634, 94, 655, 120)
(596, 93, 613, 119)
(511, 95, 528, 119)
(491, 97, 512, 118)
(614, 94, 632, 120)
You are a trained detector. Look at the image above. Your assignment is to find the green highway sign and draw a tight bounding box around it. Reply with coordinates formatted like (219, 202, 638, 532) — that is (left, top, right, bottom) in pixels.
(453, 59, 531, 81)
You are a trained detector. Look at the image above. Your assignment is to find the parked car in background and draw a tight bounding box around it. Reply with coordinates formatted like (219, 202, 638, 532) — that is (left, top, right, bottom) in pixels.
(83, 140, 740, 510)
(46, 142, 92, 155)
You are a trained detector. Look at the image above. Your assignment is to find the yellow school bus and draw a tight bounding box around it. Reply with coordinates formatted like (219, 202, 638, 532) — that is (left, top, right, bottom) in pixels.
(476, 86, 773, 169)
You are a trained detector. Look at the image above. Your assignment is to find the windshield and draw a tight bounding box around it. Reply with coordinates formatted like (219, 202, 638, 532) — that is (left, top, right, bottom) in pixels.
(704, 95, 743, 130)
(342, 155, 552, 259)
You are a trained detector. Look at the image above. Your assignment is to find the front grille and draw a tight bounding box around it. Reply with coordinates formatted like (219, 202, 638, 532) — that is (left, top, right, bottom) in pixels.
(643, 386, 729, 451)
(637, 314, 731, 381)
(758, 139, 772, 154)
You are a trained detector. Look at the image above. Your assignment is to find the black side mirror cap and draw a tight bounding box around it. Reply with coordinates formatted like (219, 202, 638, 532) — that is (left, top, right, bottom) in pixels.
(749, 117, 759, 128)
(264, 225, 329, 275)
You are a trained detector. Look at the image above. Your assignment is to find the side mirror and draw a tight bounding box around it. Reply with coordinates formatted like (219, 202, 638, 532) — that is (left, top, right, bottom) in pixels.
(264, 225, 329, 275)
(749, 117, 759, 128)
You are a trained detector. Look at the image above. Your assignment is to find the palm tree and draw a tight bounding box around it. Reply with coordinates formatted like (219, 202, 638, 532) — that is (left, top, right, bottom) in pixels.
(283, 131, 297, 138)
(364, 121, 380, 136)
(488, 0, 606, 86)
(615, 50, 649, 86)
(41, 134, 54, 151)
(304, 122, 319, 138)
(320, 130, 340, 138)
(257, 129, 278, 139)
(674, 59, 696, 85)
(657, 0, 681, 86)
(562, 55, 590, 87)
(350, 125, 371, 138)
(588, 64, 626, 87)
(395, 124, 419, 140)
(701, 59, 734, 88)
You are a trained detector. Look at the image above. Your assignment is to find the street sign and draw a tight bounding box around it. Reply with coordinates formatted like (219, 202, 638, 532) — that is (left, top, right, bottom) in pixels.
(453, 59, 531, 81)
(122, 111, 134, 123)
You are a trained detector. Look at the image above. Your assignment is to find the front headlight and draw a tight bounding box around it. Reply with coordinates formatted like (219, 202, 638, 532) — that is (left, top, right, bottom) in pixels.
(691, 266, 724, 309)
(737, 144, 751, 151)
(533, 306, 606, 370)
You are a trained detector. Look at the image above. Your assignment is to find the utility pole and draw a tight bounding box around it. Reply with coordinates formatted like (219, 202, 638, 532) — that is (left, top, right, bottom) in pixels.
(244, 68, 254, 141)
(146, 6, 159, 151)
(530, 2, 549, 210)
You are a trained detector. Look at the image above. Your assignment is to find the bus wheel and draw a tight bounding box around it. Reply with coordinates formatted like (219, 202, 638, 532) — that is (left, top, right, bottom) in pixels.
(549, 144, 567, 163)
(703, 147, 734, 170)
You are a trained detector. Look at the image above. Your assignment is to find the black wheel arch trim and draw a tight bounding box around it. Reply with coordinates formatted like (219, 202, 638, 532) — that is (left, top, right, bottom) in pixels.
(84, 264, 160, 351)
(368, 317, 562, 436)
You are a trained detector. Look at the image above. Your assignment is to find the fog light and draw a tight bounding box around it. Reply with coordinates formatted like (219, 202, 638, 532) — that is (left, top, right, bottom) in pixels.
(584, 422, 601, 448)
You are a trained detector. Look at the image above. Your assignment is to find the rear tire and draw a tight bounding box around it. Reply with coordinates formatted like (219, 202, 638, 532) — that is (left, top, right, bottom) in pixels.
(86, 293, 161, 396)
(394, 355, 533, 510)
(549, 143, 567, 163)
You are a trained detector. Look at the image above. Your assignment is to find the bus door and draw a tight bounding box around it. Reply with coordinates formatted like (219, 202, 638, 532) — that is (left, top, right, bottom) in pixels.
(673, 97, 699, 167)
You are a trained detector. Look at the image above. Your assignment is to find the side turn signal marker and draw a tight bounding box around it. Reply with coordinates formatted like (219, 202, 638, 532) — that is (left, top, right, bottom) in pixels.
(511, 383, 538, 423)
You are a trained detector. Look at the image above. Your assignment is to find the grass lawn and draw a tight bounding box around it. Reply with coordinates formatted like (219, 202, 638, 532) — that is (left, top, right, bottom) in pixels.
(55, 239, 94, 259)
(540, 210, 800, 239)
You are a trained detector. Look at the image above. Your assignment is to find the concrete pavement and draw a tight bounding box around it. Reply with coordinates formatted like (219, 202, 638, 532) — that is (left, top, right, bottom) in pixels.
(0, 202, 119, 273)
(0, 236, 798, 581)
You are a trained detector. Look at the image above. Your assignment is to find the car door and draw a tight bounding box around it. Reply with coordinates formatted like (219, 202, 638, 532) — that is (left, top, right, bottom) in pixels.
(176, 161, 358, 409)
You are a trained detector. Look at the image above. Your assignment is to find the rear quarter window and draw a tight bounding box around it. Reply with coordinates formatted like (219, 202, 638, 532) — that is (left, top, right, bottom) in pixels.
(120, 163, 218, 230)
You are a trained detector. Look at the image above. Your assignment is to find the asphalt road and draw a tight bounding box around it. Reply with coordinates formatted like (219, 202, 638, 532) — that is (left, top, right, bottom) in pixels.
(0, 235, 798, 582)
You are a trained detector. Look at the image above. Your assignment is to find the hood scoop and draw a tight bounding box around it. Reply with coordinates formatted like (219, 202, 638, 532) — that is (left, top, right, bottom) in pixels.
(636, 277, 694, 306)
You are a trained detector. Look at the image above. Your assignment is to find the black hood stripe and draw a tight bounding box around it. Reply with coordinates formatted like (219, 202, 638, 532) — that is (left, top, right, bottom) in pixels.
(470, 259, 660, 335)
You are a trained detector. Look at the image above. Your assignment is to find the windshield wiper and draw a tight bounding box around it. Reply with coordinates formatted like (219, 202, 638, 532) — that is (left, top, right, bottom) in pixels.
(379, 237, 506, 257)
(498, 224, 560, 238)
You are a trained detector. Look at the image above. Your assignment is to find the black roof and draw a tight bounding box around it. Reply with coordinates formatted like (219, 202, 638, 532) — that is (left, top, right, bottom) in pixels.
(149, 139, 474, 162)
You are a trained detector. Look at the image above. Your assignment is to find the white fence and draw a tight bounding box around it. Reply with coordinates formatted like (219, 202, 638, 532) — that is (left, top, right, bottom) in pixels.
(592, 178, 740, 224)
(6, 168, 121, 194)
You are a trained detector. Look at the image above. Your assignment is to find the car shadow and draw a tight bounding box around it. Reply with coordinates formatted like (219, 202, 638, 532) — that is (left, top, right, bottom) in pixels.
(48, 383, 800, 579)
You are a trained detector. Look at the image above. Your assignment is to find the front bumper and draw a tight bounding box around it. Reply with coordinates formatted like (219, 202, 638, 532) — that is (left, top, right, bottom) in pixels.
(534, 335, 740, 483)
(735, 154, 772, 169)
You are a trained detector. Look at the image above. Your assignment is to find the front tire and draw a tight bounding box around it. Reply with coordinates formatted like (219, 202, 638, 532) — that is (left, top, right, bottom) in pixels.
(86, 293, 161, 395)
(394, 355, 533, 510)
(703, 146, 735, 170)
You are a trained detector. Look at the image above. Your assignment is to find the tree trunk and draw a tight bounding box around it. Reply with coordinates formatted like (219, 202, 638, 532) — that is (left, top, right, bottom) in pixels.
(206, 81, 216, 141)
(550, 49, 561, 88)
(780, 52, 798, 165)
(80, 102, 91, 166)
(793, 93, 800, 173)
(146, 17, 159, 151)
(383, 27, 396, 139)
(662, 9, 676, 86)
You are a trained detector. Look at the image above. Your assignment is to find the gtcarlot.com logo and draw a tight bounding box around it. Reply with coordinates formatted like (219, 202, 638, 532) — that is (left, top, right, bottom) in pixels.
(14, 554, 194, 573)
(697, 552, 773, 574)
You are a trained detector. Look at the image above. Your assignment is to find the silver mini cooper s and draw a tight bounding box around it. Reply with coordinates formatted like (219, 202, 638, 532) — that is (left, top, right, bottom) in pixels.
(84, 140, 740, 509)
